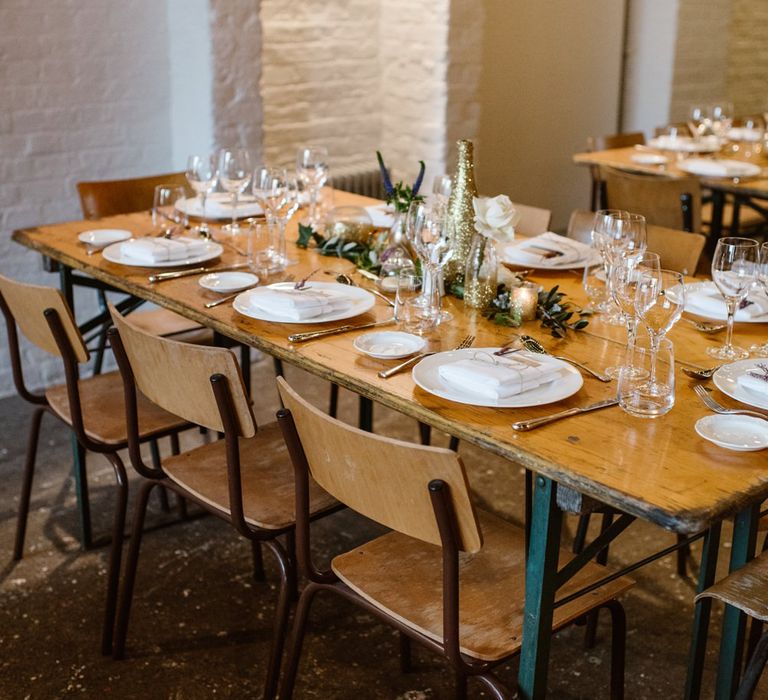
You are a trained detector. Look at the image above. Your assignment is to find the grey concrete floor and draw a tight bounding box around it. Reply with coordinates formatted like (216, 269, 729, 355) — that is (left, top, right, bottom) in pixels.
(0, 354, 764, 699)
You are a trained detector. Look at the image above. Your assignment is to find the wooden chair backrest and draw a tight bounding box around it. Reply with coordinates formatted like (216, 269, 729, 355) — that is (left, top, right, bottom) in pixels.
(277, 377, 482, 553)
(587, 131, 646, 151)
(566, 209, 706, 275)
(600, 166, 703, 232)
(109, 305, 255, 437)
(77, 172, 190, 219)
(515, 203, 552, 236)
(0, 274, 88, 362)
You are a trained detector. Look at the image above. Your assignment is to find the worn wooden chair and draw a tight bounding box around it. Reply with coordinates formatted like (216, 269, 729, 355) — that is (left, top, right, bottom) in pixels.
(696, 553, 768, 699)
(275, 377, 633, 699)
(514, 202, 552, 236)
(587, 132, 647, 211)
(567, 209, 707, 275)
(0, 274, 189, 655)
(107, 308, 339, 699)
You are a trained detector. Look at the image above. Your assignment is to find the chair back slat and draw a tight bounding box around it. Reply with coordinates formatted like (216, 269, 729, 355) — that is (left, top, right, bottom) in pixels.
(513, 203, 552, 237)
(277, 377, 482, 553)
(109, 306, 255, 437)
(77, 172, 190, 219)
(0, 274, 88, 362)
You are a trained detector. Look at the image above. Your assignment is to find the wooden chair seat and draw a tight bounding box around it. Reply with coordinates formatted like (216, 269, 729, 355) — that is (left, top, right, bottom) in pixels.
(46, 371, 187, 446)
(332, 510, 633, 662)
(696, 553, 768, 622)
(162, 422, 337, 530)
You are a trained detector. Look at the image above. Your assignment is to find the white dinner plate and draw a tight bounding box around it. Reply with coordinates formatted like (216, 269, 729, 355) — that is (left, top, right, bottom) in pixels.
(500, 239, 601, 271)
(78, 229, 132, 249)
(233, 282, 375, 324)
(102, 239, 224, 268)
(199, 271, 258, 293)
(677, 158, 762, 178)
(411, 348, 583, 408)
(630, 153, 669, 166)
(695, 415, 768, 451)
(353, 331, 426, 359)
(175, 193, 263, 220)
(680, 281, 768, 323)
(713, 360, 768, 411)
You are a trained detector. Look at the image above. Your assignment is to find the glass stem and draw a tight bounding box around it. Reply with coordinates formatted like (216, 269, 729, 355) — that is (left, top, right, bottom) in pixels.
(231, 191, 239, 231)
(626, 316, 637, 351)
(308, 186, 318, 225)
(724, 298, 737, 351)
(648, 335, 659, 387)
(200, 191, 207, 219)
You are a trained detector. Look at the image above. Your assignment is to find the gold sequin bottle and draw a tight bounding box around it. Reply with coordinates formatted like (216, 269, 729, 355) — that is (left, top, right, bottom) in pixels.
(444, 139, 479, 284)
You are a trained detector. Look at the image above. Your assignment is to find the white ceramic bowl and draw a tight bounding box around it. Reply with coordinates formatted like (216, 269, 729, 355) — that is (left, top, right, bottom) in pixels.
(78, 229, 132, 249)
(199, 271, 258, 293)
(353, 331, 426, 359)
(695, 414, 768, 451)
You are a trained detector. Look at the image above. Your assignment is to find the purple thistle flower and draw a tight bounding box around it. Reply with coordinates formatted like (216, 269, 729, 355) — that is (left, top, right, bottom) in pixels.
(376, 151, 394, 196)
(412, 160, 426, 196)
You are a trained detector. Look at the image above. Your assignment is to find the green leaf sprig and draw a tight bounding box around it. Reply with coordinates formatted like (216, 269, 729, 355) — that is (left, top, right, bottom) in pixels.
(295, 223, 381, 274)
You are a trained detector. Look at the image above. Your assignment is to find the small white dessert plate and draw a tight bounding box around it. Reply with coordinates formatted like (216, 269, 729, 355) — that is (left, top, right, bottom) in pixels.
(78, 229, 132, 249)
(695, 414, 768, 452)
(630, 153, 669, 166)
(199, 271, 258, 293)
(713, 360, 768, 410)
(353, 331, 426, 360)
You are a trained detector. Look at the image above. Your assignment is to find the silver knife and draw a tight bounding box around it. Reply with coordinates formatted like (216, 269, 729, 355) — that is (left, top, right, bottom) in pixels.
(149, 262, 249, 283)
(288, 318, 394, 343)
(511, 398, 618, 432)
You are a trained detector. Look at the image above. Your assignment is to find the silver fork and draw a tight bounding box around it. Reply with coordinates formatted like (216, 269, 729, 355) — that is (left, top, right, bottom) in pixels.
(378, 334, 475, 379)
(693, 385, 768, 420)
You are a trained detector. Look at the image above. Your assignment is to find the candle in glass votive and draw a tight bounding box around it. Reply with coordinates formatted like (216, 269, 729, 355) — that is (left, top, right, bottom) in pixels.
(511, 283, 538, 321)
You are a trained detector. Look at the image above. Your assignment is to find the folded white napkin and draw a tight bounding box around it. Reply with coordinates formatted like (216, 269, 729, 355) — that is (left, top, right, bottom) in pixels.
(737, 370, 768, 397)
(680, 158, 761, 178)
(649, 135, 720, 152)
(502, 232, 590, 267)
(178, 193, 263, 219)
(249, 288, 349, 321)
(438, 356, 560, 400)
(728, 127, 764, 143)
(687, 286, 768, 321)
(121, 236, 209, 264)
(365, 204, 395, 229)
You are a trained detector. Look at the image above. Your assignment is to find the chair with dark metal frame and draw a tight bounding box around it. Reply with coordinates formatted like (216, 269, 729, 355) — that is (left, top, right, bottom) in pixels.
(107, 307, 339, 700)
(0, 273, 189, 656)
(586, 132, 647, 211)
(275, 376, 634, 699)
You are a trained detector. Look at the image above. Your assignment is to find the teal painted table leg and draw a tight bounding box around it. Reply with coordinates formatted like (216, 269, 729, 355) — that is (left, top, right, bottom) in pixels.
(518, 475, 562, 700)
(715, 505, 759, 699)
(685, 522, 722, 700)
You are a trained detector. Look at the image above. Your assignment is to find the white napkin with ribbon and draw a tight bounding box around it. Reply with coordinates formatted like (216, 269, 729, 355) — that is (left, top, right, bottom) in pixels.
(679, 158, 761, 178)
(248, 287, 349, 321)
(121, 236, 209, 264)
(365, 204, 395, 229)
(687, 286, 768, 321)
(502, 232, 590, 267)
(737, 368, 768, 397)
(178, 193, 263, 219)
(438, 355, 561, 400)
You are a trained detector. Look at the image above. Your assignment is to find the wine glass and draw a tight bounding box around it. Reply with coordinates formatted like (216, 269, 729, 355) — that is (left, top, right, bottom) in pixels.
(635, 268, 686, 390)
(750, 242, 768, 357)
(431, 174, 453, 213)
(708, 237, 759, 360)
(688, 104, 711, 139)
(152, 185, 186, 238)
(710, 101, 734, 139)
(296, 146, 329, 227)
(217, 148, 252, 234)
(253, 166, 299, 271)
(185, 154, 217, 237)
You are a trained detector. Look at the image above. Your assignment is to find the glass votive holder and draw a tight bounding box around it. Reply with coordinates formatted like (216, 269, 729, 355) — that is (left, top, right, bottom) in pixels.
(247, 222, 273, 276)
(511, 283, 538, 321)
(617, 336, 675, 418)
(395, 271, 436, 335)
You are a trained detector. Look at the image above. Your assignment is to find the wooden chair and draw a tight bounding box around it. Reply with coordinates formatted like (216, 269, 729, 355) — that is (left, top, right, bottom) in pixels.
(567, 209, 706, 275)
(586, 132, 646, 211)
(275, 377, 633, 699)
(107, 309, 339, 699)
(0, 274, 189, 656)
(695, 552, 768, 699)
(514, 202, 552, 236)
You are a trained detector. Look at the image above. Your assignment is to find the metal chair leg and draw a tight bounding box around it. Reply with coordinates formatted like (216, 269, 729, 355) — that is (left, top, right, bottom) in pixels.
(168, 434, 189, 519)
(251, 540, 266, 582)
(418, 422, 431, 445)
(113, 480, 157, 660)
(677, 533, 691, 578)
(358, 396, 373, 432)
(13, 407, 45, 560)
(279, 581, 322, 699)
(448, 436, 460, 451)
(399, 632, 413, 673)
(149, 440, 171, 513)
(736, 631, 768, 700)
(603, 600, 627, 700)
(328, 383, 339, 418)
(101, 453, 128, 656)
(72, 436, 93, 550)
(476, 673, 510, 700)
(455, 670, 468, 700)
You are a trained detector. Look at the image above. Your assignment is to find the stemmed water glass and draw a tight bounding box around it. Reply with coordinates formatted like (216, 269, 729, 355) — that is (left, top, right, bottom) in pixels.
(296, 146, 329, 227)
(152, 185, 186, 238)
(708, 237, 759, 360)
(253, 166, 299, 272)
(688, 104, 711, 139)
(406, 201, 456, 324)
(750, 242, 768, 357)
(431, 175, 453, 213)
(218, 148, 252, 234)
(710, 102, 734, 139)
(185, 154, 217, 237)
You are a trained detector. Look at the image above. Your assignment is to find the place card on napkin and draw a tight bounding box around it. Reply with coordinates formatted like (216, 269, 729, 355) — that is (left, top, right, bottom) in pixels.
(121, 237, 209, 264)
(502, 232, 590, 266)
(737, 367, 768, 397)
(248, 288, 349, 321)
(438, 355, 560, 400)
(687, 286, 768, 321)
(364, 204, 395, 229)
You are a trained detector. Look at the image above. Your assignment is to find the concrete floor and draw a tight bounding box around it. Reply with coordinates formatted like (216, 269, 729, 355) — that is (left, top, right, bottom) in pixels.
(0, 354, 764, 699)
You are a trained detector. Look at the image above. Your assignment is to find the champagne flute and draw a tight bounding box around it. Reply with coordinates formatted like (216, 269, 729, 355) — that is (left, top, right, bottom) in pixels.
(750, 242, 768, 356)
(218, 148, 252, 234)
(296, 146, 329, 227)
(152, 185, 186, 238)
(253, 167, 299, 271)
(185, 154, 217, 238)
(708, 237, 758, 360)
(591, 209, 628, 325)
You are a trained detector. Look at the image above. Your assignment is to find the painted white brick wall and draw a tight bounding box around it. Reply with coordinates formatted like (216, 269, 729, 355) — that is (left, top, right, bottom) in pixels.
(726, 0, 768, 116)
(0, 0, 173, 396)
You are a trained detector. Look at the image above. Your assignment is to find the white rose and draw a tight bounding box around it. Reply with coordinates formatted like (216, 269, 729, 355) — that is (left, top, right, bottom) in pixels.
(473, 195, 520, 242)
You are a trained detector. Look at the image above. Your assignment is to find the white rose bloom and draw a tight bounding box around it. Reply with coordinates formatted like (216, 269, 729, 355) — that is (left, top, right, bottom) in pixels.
(473, 195, 520, 242)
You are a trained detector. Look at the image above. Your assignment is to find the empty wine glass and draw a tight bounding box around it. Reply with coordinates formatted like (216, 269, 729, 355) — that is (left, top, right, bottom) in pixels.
(296, 146, 329, 227)
(253, 166, 299, 271)
(708, 237, 758, 360)
(152, 185, 185, 238)
(688, 104, 711, 139)
(218, 148, 252, 234)
(750, 242, 768, 357)
(711, 101, 734, 139)
(185, 154, 217, 237)
(431, 174, 453, 212)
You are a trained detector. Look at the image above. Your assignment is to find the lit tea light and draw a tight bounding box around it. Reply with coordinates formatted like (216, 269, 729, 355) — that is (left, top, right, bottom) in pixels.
(511, 283, 538, 321)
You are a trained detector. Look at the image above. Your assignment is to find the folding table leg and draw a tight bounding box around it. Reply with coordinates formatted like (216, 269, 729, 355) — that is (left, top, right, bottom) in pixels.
(518, 474, 562, 700)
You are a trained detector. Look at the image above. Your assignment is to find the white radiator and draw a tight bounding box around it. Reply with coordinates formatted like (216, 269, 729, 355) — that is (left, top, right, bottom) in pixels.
(332, 167, 386, 200)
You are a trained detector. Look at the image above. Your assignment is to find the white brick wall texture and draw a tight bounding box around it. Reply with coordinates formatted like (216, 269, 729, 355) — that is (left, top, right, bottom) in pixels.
(725, 0, 768, 116)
